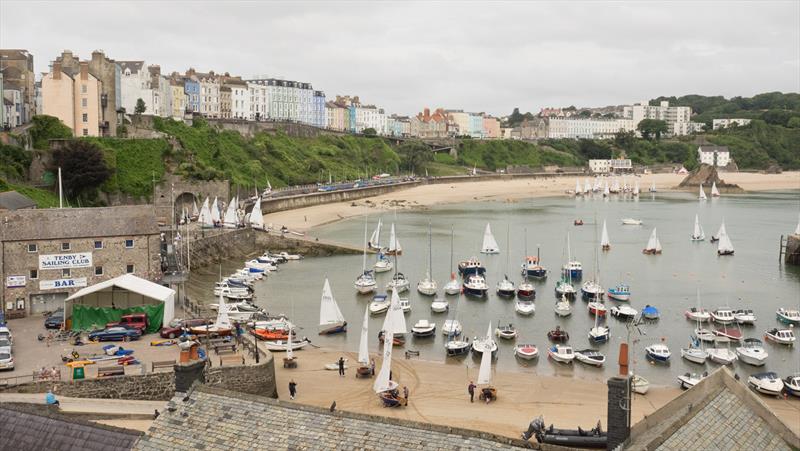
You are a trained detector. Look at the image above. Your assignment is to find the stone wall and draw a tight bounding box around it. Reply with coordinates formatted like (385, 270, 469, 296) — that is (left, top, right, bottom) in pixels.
(153, 174, 230, 225)
(254, 231, 363, 256)
(206, 355, 277, 398)
(259, 181, 421, 215)
(785, 235, 800, 266)
(188, 228, 256, 268)
(0, 372, 175, 401)
(207, 119, 348, 139)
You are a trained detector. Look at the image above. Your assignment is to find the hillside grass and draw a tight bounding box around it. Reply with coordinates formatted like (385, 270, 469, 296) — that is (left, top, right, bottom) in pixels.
(0, 178, 60, 208)
(86, 138, 169, 197)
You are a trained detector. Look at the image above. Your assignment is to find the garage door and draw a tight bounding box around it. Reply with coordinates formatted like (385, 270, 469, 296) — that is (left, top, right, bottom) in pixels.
(30, 292, 68, 315)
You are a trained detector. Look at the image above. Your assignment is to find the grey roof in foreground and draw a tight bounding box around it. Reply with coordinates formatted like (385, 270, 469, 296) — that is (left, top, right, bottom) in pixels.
(0, 205, 159, 242)
(0, 403, 141, 451)
(134, 386, 529, 450)
(0, 190, 36, 210)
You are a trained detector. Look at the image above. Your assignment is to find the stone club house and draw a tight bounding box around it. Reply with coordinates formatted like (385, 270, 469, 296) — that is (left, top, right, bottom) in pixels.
(0, 206, 161, 319)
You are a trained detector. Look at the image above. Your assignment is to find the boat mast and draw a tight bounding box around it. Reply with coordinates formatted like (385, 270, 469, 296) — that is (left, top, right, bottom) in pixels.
(362, 212, 368, 273)
(427, 221, 432, 281)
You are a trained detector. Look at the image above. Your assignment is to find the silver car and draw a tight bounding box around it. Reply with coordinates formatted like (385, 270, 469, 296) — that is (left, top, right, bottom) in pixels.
(0, 352, 13, 370)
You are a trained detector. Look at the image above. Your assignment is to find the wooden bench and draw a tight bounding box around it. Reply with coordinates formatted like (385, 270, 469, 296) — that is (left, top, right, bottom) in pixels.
(151, 360, 175, 373)
(97, 366, 125, 378)
(213, 343, 236, 354)
(219, 355, 244, 367)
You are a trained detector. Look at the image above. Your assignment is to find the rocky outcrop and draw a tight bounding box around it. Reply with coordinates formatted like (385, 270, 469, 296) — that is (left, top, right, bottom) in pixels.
(678, 164, 744, 193)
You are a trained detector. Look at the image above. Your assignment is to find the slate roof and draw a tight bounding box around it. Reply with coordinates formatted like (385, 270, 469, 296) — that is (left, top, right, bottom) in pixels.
(0, 190, 36, 210)
(697, 145, 729, 153)
(118, 61, 145, 74)
(134, 386, 529, 450)
(0, 403, 141, 451)
(0, 205, 159, 242)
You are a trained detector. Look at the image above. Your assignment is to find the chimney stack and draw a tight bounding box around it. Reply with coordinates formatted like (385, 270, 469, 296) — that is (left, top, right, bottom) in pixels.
(79, 61, 89, 80)
(53, 61, 62, 80)
(607, 342, 632, 449)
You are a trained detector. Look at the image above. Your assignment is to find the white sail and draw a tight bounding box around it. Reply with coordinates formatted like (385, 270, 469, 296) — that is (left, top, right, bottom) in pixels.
(646, 228, 659, 251)
(198, 197, 213, 228)
(603, 180, 610, 196)
(699, 184, 707, 200)
(715, 221, 725, 239)
(358, 305, 370, 365)
(633, 181, 640, 195)
(223, 196, 238, 228)
(319, 278, 345, 327)
(477, 322, 493, 385)
(382, 289, 407, 335)
(584, 179, 592, 194)
(210, 197, 221, 223)
(710, 182, 720, 197)
(575, 179, 581, 195)
(795, 212, 800, 235)
(718, 224, 734, 254)
(481, 223, 500, 254)
(693, 214, 704, 239)
(655, 235, 662, 252)
(370, 218, 382, 248)
(612, 177, 620, 192)
(373, 321, 394, 393)
(650, 180, 657, 192)
(249, 201, 264, 229)
(191, 200, 199, 217)
(214, 294, 231, 329)
(601, 220, 610, 248)
(388, 223, 402, 253)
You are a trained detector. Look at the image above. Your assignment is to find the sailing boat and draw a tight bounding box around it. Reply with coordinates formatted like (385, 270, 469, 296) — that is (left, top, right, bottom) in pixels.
(386, 249, 409, 293)
(443, 226, 461, 295)
(198, 197, 214, 228)
(649, 180, 657, 193)
(642, 228, 662, 255)
(710, 182, 720, 197)
(581, 220, 603, 299)
(554, 293, 572, 317)
(262, 179, 272, 198)
(682, 289, 709, 364)
(444, 287, 470, 356)
(600, 219, 611, 251)
(588, 299, 610, 342)
(584, 179, 592, 194)
(374, 290, 407, 407)
(417, 222, 438, 296)
(476, 322, 497, 403)
(386, 223, 403, 255)
(517, 229, 535, 299)
(319, 278, 346, 335)
(368, 218, 383, 251)
(249, 199, 264, 230)
(190, 293, 233, 335)
(575, 179, 582, 196)
(496, 225, 516, 297)
(633, 180, 640, 196)
(222, 196, 238, 228)
(690, 214, 705, 241)
(191, 199, 199, 221)
(795, 212, 800, 235)
(480, 223, 500, 254)
(603, 180, 610, 197)
(717, 223, 734, 256)
(699, 184, 707, 201)
(210, 197, 221, 226)
(555, 233, 576, 298)
(357, 305, 371, 372)
(355, 214, 377, 294)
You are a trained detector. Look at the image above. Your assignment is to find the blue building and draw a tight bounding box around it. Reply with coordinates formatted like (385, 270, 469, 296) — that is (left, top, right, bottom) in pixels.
(348, 105, 357, 133)
(184, 78, 200, 113)
(312, 91, 326, 127)
(469, 113, 484, 138)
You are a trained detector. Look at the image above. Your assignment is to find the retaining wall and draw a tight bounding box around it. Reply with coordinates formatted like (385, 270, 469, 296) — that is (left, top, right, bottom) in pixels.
(189, 228, 256, 268)
(259, 181, 421, 214)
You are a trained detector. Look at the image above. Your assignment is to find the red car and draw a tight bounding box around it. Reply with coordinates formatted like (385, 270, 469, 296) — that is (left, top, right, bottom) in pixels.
(160, 318, 212, 339)
(106, 313, 148, 333)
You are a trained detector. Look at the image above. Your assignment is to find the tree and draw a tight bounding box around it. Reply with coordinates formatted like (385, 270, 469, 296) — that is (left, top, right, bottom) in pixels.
(396, 140, 432, 173)
(362, 127, 377, 137)
(788, 116, 800, 129)
(613, 130, 636, 152)
(578, 110, 592, 118)
(29, 115, 73, 149)
(135, 98, 147, 115)
(637, 119, 668, 141)
(50, 140, 113, 199)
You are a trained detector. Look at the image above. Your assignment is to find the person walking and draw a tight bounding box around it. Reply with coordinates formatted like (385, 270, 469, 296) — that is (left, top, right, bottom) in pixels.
(288, 380, 297, 400)
(45, 390, 60, 407)
(370, 358, 376, 376)
(403, 386, 409, 401)
(468, 381, 476, 403)
(338, 357, 345, 377)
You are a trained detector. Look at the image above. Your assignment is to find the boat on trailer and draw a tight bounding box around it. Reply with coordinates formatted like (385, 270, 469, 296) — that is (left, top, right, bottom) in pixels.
(747, 372, 784, 396)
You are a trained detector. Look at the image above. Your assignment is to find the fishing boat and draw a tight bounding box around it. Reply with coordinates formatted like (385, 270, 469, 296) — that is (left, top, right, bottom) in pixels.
(476, 323, 497, 403)
(463, 274, 488, 297)
(411, 319, 436, 337)
(369, 294, 390, 315)
(374, 252, 393, 273)
(699, 184, 707, 201)
(575, 349, 605, 367)
(681, 336, 708, 364)
(736, 338, 768, 366)
(430, 297, 448, 313)
(548, 345, 575, 364)
(355, 215, 377, 294)
(776, 308, 800, 325)
(385, 223, 403, 256)
(765, 328, 795, 345)
(441, 319, 462, 336)
(368, 218, 383, 251)
(645, 343, 671, 362)
(685, 308, 710, 323)
(706, 345, 738, 365)
(747, 372, 784, 396)
(554, 294, 572, 317)
(515, 299, 536, 316)
(642, 228, 662, 254)
(716, 223, 734, 256)
(495, 323, 518, 340)
(522, 255, 547, 280)
(710, 308, 735, 325)
(678, 372, 708, 389)
(690, 214, 705, 241)
(562, 261, 583, 279)
(319, 278, 347, 335)
(607, 284, 630, 301)
(710, 182, 720, 197)
(610, 304, 637, 320)
(642, 305, 660, 320)
(734, 309, 756, 325)
(417, 223, 438, 296)
(471, 326, 498, 357)
(496, 226, 516, 296)
(480, 223, 500, 254)
(457, 257, 486, 276)
(632, 375, 649, 394)
(784, 374, 800, 397)
(547, 326, 569, 342)
(621, 218, 643, 226)
(600, 220, 611, 251)
(514, 344, 539, 360)
(374, 290, 407, 407)
(588, 304, 610, 342)
(248, 199, 265, 230)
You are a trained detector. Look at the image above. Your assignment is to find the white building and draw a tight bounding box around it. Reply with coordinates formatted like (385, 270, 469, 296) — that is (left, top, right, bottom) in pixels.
(247, 82, 268, 121)
(147, 66, 171, 118)
(226, 79, 250, 120)
(354, 104, 384, 133)
(623, 101, 692, 137)
(589, 159, 632, 173)
(697, 145, 731, 167)
(245, 78, 318, 124)
(2, 88, 23, 127)
(118, 61, 152, 114)
(547, 117, 635, 139)
(712, 118, 751, 130)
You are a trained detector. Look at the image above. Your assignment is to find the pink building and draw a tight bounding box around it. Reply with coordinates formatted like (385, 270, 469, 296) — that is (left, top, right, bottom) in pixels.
(482, 115, 501, 138)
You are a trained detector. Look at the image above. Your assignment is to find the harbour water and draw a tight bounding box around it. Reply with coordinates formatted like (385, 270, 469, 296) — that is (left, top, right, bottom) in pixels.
(193, 190, 800, 386)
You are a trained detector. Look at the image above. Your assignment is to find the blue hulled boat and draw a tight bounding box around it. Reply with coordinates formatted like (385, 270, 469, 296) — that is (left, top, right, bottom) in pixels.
(458, 257, 486, 276)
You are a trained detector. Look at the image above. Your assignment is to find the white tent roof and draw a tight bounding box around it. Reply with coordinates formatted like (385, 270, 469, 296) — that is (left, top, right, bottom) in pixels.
(67, 274, 174, 302)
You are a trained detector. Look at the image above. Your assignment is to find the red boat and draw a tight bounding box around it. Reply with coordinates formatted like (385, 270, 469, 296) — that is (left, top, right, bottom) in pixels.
(547, 326, 570, 342)
(378, 331, 406, 347)
(713, 328, 743, 341)
(588, 301, 607, 317)
(251, 329, 288, 341)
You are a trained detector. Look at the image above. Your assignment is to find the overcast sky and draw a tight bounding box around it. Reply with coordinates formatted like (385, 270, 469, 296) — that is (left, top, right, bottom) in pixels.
(2, 1, 798, 116)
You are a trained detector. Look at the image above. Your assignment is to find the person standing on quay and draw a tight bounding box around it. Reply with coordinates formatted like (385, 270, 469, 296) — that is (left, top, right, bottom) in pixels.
(338, 356, 346, 377)
(468, 381, 476, 403)
(403, 386, 409, 401)
(288, 380, 297, 400)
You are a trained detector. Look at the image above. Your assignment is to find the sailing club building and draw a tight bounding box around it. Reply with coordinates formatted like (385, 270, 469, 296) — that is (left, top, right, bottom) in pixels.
(0, 206, 161, 319)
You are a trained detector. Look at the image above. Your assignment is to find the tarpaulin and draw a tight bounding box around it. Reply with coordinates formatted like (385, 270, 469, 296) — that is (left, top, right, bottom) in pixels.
(71, 303, 164, 334)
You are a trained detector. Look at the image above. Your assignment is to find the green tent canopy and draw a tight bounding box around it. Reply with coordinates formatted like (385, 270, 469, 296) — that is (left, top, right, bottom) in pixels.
(71, 303, 164, 334)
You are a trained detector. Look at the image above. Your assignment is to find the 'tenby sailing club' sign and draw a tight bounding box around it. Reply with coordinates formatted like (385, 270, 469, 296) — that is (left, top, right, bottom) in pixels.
(39, 253, 92, 270)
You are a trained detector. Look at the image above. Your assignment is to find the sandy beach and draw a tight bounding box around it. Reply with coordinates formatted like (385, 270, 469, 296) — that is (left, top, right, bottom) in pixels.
(264, 172, 800, 233)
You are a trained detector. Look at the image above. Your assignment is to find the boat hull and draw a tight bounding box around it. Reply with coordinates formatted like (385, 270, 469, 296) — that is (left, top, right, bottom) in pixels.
(445, 342, 471, 356)
(464, 286, 488, 297)
(607, 291, 630, 302)
(319, 323, 347, 335)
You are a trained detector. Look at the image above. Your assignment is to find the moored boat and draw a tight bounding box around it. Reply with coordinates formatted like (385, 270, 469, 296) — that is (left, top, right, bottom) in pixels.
(562, 261, 583, 279)
(547, 345, 575, 364)
(430, 298, 449, 313)
(554, 295, 572, 317)
(642, 305, 660, 320)
(610, 304, 637, 320)
(318, 278, 347, 335)
(386, 272, 410, 293)
(495, 323, 518, 340)
(621, 218, 643, 225)
(776, 308, 800, 325)
(369, 294, 390, 315)
(463, 274, 488, 297)
(681, 336, 708, 364)
(685, 307, 711, 323)
(747, 372, 784, 396)
(515, 344, 538, 360)
(642, 227, 662, 254)
(547, 326, 569, 342)
(713, 326, 742, 341)
(645, 343, 671, 362)
(441, 319, 462, 336)
(416, 222, 438, 296)
(733, 309, 756, 325)
(373, 253, 393, 273)
(784, 374, 800, 397)
(607, 284, 630, 301)
(764, 328, 795, 345)
(521, 252, 547, 278)
(517, 280, 536, 299)
(706, 346, 738, 365)
(496, 275, 516, 297)
(515, 299, 536, 316)
(444, 227, 460, 295)
(574, 349, 605, 367)
(470, 331, 498, 357)
(632, 374, 649, 394)
(458, 257, 486, 276)
(694, 327, 716, 343)
(411, 319, 436, 337)
(587, 301, 607, 317)
(736, 338, 768, 366)
(581, 280, 603, 300)
(710, 308, 735, 325)
(525, 416, 606, 448)
(678, 372, 707, 389)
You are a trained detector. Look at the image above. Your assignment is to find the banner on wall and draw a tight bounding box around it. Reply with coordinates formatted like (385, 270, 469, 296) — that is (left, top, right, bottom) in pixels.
(39, 277, 87, 291)
(39, 253, 92, 270)
(5, 276, 26, 288)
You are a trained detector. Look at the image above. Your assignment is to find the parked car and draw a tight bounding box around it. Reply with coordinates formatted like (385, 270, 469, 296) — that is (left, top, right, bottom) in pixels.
(160, 318, 211, 339)
(88, 326, 142, 342)
(0, 326, 11, 342)
(106, 313, 148, 332)
(0, 352, 13, 371)
(0, 337, 11, 354)
(44, 309, 65, 329)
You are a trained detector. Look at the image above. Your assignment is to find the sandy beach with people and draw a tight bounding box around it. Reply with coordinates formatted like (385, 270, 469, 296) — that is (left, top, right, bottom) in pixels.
(263, 172, 800, 233)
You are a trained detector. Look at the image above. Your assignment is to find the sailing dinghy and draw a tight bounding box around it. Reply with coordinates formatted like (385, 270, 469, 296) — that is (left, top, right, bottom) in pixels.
(319, 278, 346, 335)
(480, 223, 500, 254)
(642, 228, 662, 254)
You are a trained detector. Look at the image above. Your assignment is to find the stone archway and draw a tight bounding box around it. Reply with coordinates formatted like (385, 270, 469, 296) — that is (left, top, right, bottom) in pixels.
(175, 192, 198, 219)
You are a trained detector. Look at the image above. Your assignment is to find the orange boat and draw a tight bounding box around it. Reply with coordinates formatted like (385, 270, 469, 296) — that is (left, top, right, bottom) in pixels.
(251, 329, 288, 341)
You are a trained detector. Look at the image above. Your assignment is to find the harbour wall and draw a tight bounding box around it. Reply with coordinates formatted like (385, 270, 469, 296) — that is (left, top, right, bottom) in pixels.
(259, 181, 421, 214)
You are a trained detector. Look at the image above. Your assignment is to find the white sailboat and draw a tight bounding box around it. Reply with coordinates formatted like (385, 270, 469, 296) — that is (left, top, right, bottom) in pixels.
(374, 297, 400, 396)
(386, 223, 403, 255)
(633, 180, 640, 196)
(584, 179, 592, 194)
(575, 179, 582, 196)
(496, 224, 516, 296)
(649, 180, 657, 193)
(690, 214, 705, 241)
(477, 323, 495, 395)
(480, 223, 500, 254)
(358, 305, 370, 367)
(198, 197, 214, 228)
(717, 223, 734, 256)
(190, 293, 232, 335)
(554, 293, 572, 317)
(699, 184, 707, 201)
(210, 197, 221, 225)
(795, 212, 800, 235)
(603, 180, 610, 197)
(444, 226, 460, 295)
(417, 222, 438, 295)
(319, 278, 346, 335)
(710, 182, 720, 197)
(600, 219, 610, 251)
(611, 177, 621, 193)
(355, 214, 377, 294)
(682, 289, 709, 364)
(642, 228, 662, 255)
(223, 196, 238, 228)
(248, 200, 264, 230)
(191, 199, 199, 220)
(369, 218, 383, 250)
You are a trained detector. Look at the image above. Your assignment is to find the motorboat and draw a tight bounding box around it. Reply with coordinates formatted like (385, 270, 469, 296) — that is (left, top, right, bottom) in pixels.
(463, 274, 488, 297)
(521, 254, 547, 279)
(547, 326, 569, 342)
(713, 327, 743, 341)
(224, 304, 263, 321)
(554, 279, 577, 298)
(277, 251, 302, 261)
(765, 328, 795, 345)
(776, 308, 800, 325)
(645, 343, 671, 362)
(733, 309, 757, 325)
(525, 416, 607, 449)
(470, 334, 498, 356)
(610, 305, 637, 320)
(399, 298, 412, 313)
(607, 284, 630, 301)
(736, 338, 768, 366)
(580, 280, 603, 300)
(747, 372, 784, 396)
(554, 295, 572, 317)
(547, 345, 575, 364)
(784, 374, 800, 398)
(374, 253, 393, 273)
(707, 347, 738, 365)
(369, 294, 390, 315)
(495, 324, 518, 340)
(386, 272, 410, 293)
(710, 309, 735, 325)
(411, 319, 436, 337)
(245, 259, 277, 272)
(694, 328, 716, 343)
(574, 349, 605, 367)
(587, 301, 607, 317)
(441, 319, 462, 336)
(209, 299, 260, 313)
(631, 374, 649, 394)
(430, 298, 448, 313)
(445, 338, 471, 356)
(588, 323, 610, 343)
(621, 218, 643, 226)
(458, 257, 486, 276)
(517, 280, 536, 299)
(496, 275, 516, 297)
(562, 261, 583, 279)
(642, 305, 660, 320)
(355, 270, 377, 294)
(678, 372, 708, 389)
(685, 307, 711, 323)
(515, 299, 536, 316)
(213, 281, 251, 297)
(514, 344, 539, 360)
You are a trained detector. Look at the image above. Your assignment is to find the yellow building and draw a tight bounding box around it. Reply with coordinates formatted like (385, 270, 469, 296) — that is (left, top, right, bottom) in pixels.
(169, 79, 186, 119)
(41, 60, 101, 137)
